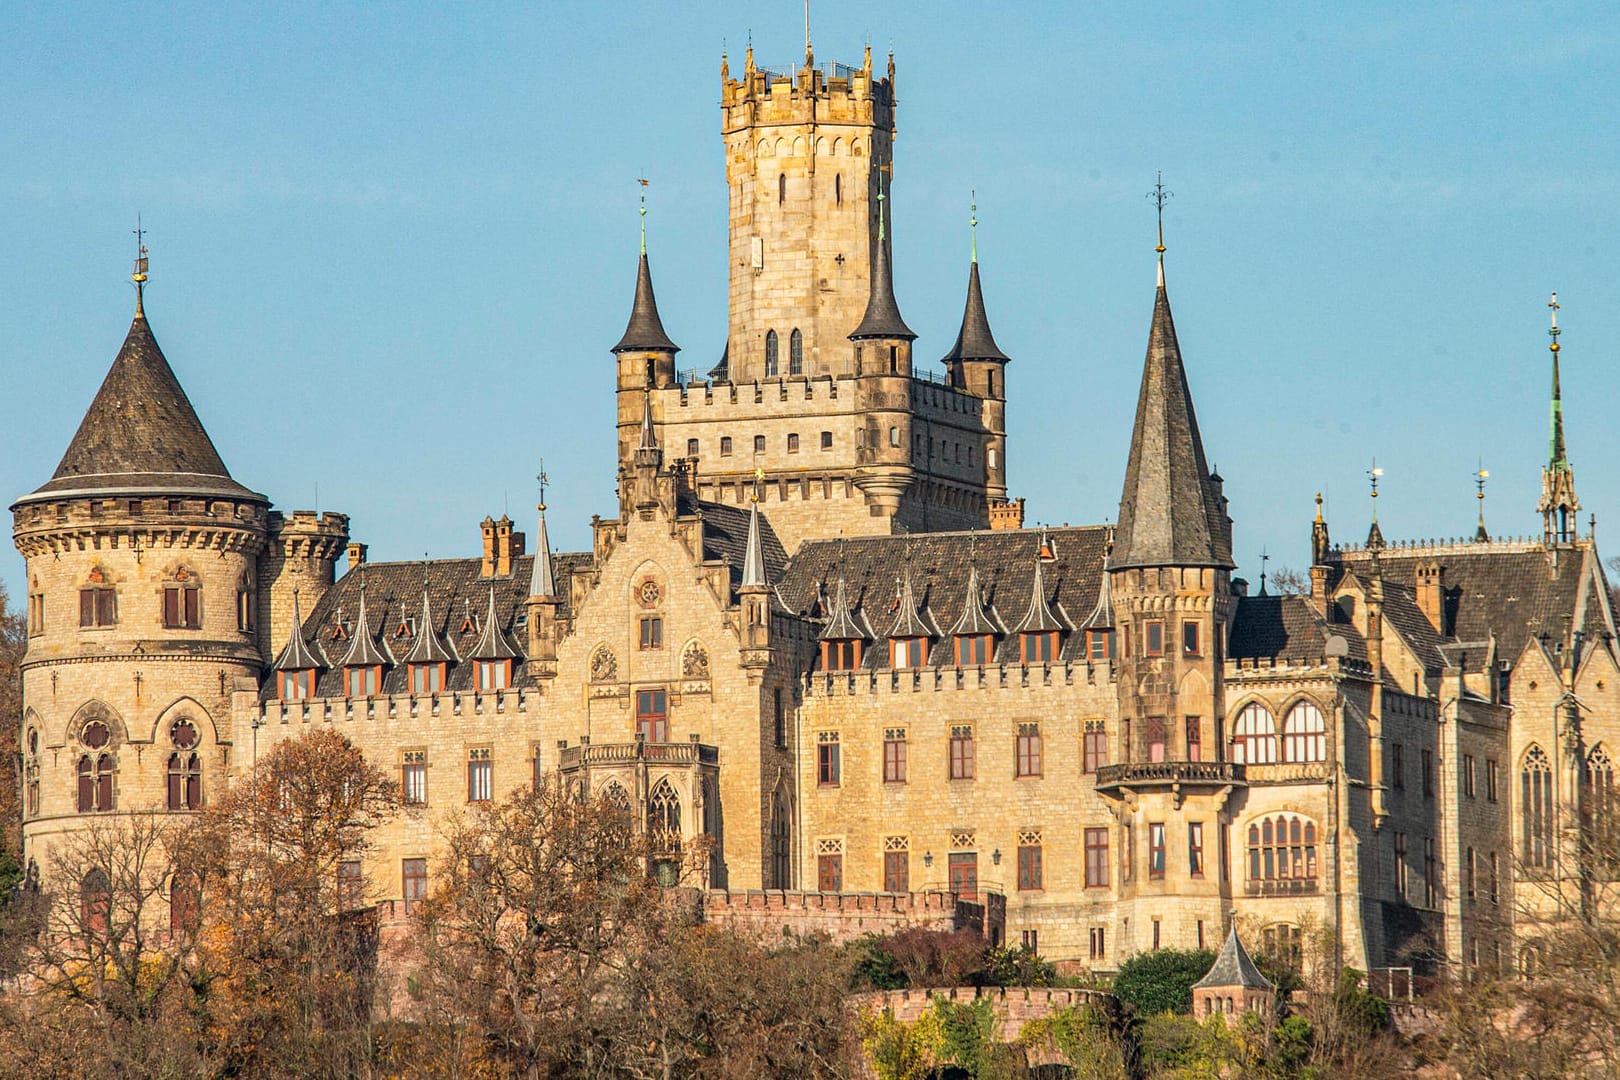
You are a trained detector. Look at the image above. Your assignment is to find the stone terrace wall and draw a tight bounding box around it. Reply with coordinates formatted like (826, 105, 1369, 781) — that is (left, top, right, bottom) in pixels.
(701, 889, 989, 943)
(853, 985, 1117, 1069)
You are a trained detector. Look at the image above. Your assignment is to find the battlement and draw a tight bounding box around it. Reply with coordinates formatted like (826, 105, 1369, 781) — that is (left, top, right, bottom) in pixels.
(254, 686, 538, 728)
(803, 660, 1115, 699)
(721, 55, 893, 118)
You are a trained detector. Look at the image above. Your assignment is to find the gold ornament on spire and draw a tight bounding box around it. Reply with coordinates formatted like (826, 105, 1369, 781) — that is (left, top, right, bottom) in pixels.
(131, 215, 149, 316)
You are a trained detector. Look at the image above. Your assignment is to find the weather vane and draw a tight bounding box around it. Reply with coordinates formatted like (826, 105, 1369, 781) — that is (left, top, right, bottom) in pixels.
(637, 178, 650, 255)
(536, 459, 549, 511)
(131, 214, 149, 314)
(1367, 459, 1384, 521)
(1147, 171, 1171, 255)
(1260, 547, 1270, 594)
(751, 466, 765, 504)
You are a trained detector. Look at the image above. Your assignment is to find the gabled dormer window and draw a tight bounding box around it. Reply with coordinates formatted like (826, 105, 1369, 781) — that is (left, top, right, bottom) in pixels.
(890, 637, 926, 669)
(954, 634, 992, 666)
(279, 670, 314, 700)
(345, 666, 381, 697)
(410, 663, 445, 694)
(1021, 631, 1058, 664)
(822, 639, 862, 672)
(476, 659, 511, 691)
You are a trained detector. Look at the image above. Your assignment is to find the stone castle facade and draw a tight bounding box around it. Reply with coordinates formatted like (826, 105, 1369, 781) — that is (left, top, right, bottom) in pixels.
(13, 41, 1618, 979)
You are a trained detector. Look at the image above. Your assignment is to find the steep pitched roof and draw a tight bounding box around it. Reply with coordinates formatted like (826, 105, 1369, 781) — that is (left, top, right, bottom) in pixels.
(947, 564, 1000, 637)
(888, 569, 935, 639)
(403, 587, 459, 664)
(848, 232, 916, 341)
(468, 585, 521, 661)
(1011, 554, 1067, 634)
(1193, 926, 1274, 992)
(1228, 594, 1368, 664)
(940, 261, 1009, 364)
(610, 253, 679, 355)
(740, 500, 769, 589)
(273, 591, 327, 671)
(25, 310, 261, 503)
(529, 505, 558, 598)
(1111, 267, 1233, 570)
(337, 582, 393, 668)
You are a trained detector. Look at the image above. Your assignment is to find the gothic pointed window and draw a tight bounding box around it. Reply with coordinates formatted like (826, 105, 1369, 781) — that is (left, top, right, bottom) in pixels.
(166, 718, 202, 810)
(81, 868, 111, 933)
(1588, 745, 1616, 870)
(765, 330, 780, 377)
(770, 789, 793, 889)
(1282, 701, 1327, 763)
(169, 870, 201, 935)
(1523, 745, 1553, 869)
(789, 328, 804, 375)
(647, 778, 683, 882)
(1231, 703, 1278, 764)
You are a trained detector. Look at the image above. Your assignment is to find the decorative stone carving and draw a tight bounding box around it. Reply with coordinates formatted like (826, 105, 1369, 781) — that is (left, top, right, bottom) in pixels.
(590, 644, 618, 683)
(682, 640, 710, 679)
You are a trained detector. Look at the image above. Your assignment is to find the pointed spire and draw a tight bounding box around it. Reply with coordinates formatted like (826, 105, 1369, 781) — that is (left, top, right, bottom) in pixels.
(131, 216, 149, 319)
(1012, 533, 1065, 634)
(529, 471, 557, 598)
(1311, 492, 1332, 565)
(1081, 540, 1115, 631)
(819, 573, 866, 642)
(404, 584, 457, 664)
(1366, 461, 1386, 550)
(610, 206, 679, 355)
(1548, 293, 1568, 471)
(949, 562, 1001, 637)
(888, 562, 932, 640)
(941, 196, 1010, 366)
(470, 585, 520, 661)
(339, 575, 393, 668)
(1111, 195, 1233, 571)
(741, 480, 770, 590)
(1192, 922, 1274, 993)
(849, 173, 916, 341)
(639, 390, 658, 451)
(1539, 293, 1580, 545)
(273, 589, 326, 671)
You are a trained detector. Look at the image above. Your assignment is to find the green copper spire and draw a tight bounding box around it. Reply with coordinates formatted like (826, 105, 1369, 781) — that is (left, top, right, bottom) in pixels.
(1548, 292, 1568, 472)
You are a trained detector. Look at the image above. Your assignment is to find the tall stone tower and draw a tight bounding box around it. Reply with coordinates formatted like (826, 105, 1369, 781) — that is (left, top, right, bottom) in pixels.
(11, 254, 270, 868)
(721, 42, 892, 380)
(1097, 235, 1239, 952)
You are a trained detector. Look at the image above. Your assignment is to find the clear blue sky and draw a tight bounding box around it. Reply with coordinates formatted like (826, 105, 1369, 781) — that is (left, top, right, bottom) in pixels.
(4, 2, 1617, 600)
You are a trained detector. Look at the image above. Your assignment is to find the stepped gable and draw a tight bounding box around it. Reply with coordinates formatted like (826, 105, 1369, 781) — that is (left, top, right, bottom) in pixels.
(779, 526, 1109, 667)
(1228, 594, 1367, 664)
(26, 311, 261, 502)
(1333, 543, 1615, 666)
(265, 550, 592, 700)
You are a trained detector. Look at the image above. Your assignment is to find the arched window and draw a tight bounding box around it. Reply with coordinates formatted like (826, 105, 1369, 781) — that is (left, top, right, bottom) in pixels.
(601, 781, 632, 818)
(1282, 701, 1327, 763)
(771, 788, 793, 889)
(82, 868, 111, 933)
(1231, 703, 1277, 764)
(1523, 745, 1553, 869)
(167, 719, 202, 811)
(1246, 815, 1318, 882)
(778, 173, 786, 205)
(789, 328, 803, 375)
(23, 728, 39, 819)
(78, 749, 116, 813)
(647, 778, 682, 855)
(1588, 745, 1616, 859)
(834, 173, 842, 205)
(765, 330, 779, 377)
(170, 870, 200, 935)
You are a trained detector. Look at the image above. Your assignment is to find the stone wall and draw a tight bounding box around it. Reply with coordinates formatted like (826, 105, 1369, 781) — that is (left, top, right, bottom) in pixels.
(700, 888, 991, 944)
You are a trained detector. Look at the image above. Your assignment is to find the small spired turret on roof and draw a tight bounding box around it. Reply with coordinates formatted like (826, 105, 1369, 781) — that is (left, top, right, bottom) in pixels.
(888, 567, 934, 640)
(339, 578, 393, 668)
(469, 585, 520, 661)
(740, 499, 770, 591)
(1080, 548, 1115, 632)
(404, 587, 458, 664)
(818, 575, 866, 642)
(848, 184, 916, 342)
(948, 563, 1001, 638)
(273, 590, 326, 672)
(611, 252, 680, 356)
(1191, 919, 1276, 1022)
(529, 500, 557, 599)
(1011, 535, 1066, 635)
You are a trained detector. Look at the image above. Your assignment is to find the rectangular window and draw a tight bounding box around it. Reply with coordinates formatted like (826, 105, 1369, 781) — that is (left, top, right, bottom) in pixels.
(639, 616, 663, 650)
(346, 667, 379, 697)
(1489, 852, 1499, 903)
(1424, 836, 1438, 907)
(686, 437, 699, 457)
(532, 747, 543, 792)
(411, 664, 443, 694)
(1083, 723, 1107, 774)
(1016, 722, 1042, 777)
(1149, 822, 1166, 878)
(636, 689, 668, 742)
(402, 858, 427, 913)
(1188, 821, 1205, 877)
(1182, 621, 1201, 656)
(1392, 744, 1405, 790)
(1020, 632, 1057, 663)
(1185, 717, 1202, 762)
(773, 688, 786, 749)
(1085, 828, 1110, 887)
(1422, 749, 1434, 797)
(476, 659, 510, 691)
(1394, 832, 1408, 899)
(948, 852, 978, 901)
(28, 593, 44, 636)
(402, 751, 427, 805)
(1466, 846, 1476, 899)
(817, 853, 843, 892)
(883, 849, 909, 893)
(1123, 824, 1134, 882)
(1146, 717, 1167, 763)
(467, 748, 492, 803)
(720, 436, 733, 456)
(338, 859, 363, 910)
(949, 725, 975, 780)
(280, 670, 313, 700)
(821, 431, 833, 450)
(753, 434, 766, 454)
(163, 586, 202, 629)
(237, 588, 254, 632)
(822, 639, 861, 671)
(1144, 620, 1164, 656)
(891, 637, 924, 669)
(1463, 754, 1476, 798)
(1022, 929, 1039, 953)
(883, 728, 907, 783)
(954, 634, 991, 666)
(787, 433, 800, 453)
(1086, 629, 1114, 661)
(1089, 926, 1106, 962)
(817, 731, 841, 786)
(1018, 838, 1043, 891)
(80, 587, 116, 628)
(1486, 759, 1499, 802)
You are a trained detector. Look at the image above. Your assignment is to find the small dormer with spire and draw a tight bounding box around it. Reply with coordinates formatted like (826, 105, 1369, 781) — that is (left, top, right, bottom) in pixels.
(1538, 293, 1580, 546)
(1080, 532, 1117, 663)
(339, 575, 392, 697)
(272, 589, 326, 700)
(818, 568, 868, 672)
(524, 469, 562, 678)
(404, 582, 456, 694)
(1012, 530, 1066, 664)
(469, 584, 520, 691)
(948, 560, 1000, 666)
(887, 549, 934, 669)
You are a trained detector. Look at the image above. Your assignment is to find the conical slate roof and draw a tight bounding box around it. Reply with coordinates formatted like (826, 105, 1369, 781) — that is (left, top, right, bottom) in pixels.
(469, 585, 520, 661)
(1011, 550, 1066, 634)
(849, 232, 915, 341)
(403, 588, 458, 664)
(888, 570, 933, 639)
(529, 504, 558, 598)
(819, 576, 867, 641)
(947, 564, 1000, 637)
(1192, 925, 1274, 992)
(940, 262, 1009, 364)
(273, 591, 327, 671)
(338, 582, 393, 668)
(1112, 264, 1234, 570)
(611, 253, 679, 355)
(24, 309, 262, 503)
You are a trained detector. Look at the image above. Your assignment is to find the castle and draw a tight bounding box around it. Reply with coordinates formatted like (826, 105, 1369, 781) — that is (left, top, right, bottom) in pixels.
(13, 40, 1618, 980)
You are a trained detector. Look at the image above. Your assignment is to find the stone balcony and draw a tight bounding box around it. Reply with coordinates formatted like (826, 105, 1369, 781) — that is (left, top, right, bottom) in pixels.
(557, 738, 719, 771)
(1093, 760, 1245, 803)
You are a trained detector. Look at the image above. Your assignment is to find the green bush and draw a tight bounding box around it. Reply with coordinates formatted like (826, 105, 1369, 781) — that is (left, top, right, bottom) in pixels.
(1112, 948, 1216, 1016)
(984, 943, 1057, 987)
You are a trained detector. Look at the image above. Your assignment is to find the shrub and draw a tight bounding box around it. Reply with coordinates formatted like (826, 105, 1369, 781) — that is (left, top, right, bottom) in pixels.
(1112, 948, 1216, 1016)
(984, 943, 1057, 987)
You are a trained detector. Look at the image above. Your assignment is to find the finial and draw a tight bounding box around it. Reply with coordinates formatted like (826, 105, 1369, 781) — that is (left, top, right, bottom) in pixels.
(637, 178, 649, 255)
(1259, 547, 1270, 595)
(1367, 460, 1384, 521)
(536, 458, 549, 512)
(1475, 461, 1490, 541)
(1148, 171, 1171, 255)
(804, 0, 812, 66)
(969, 189, 978, 264)
(751, 466, 765, 504)
(131, 215, 149, 316)
(876, 164, 891, 241)
(1548, 291, 1561, 353)
(1314, 491, 1324, 523)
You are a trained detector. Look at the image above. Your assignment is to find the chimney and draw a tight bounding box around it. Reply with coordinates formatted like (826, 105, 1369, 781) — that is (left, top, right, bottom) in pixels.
(480, 516, 498, 578)
(988, 497, 1025, 531)
(494, 516, 517, 577)
(347, 541, 368, 568)
(1309, 565, 1329, 617)
(1415, 561, 1444, 633)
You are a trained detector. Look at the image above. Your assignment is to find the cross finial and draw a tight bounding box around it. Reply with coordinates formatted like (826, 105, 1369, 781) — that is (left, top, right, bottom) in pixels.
(131, 214, 149, 316)
(1148, 171, 1171, 256)
(1548, 291, 1561, 352)
(536, 459, 549, 512)
(1260, 547, 1270, 595)
(637, 178, 650, 255)
(970, 189, 978, 264)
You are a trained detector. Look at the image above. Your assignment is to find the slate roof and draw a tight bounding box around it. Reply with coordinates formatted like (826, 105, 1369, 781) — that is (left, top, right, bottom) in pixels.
(468, 584, 522, 661)
(1112, 269, 1233, 570)
(1228, 594, 1368, 664)
(23, 310, 262, 503)
(337, 583, 393, 667)
(939, 261, 1009, 364)
(780, 526, 1110, 667)
(611, 253, 679, 355)
(848, 233, 916, 341)
(268, 551, 592, 698)
(696, 500, 790, 591)
(1193, 926, 1274, 992)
